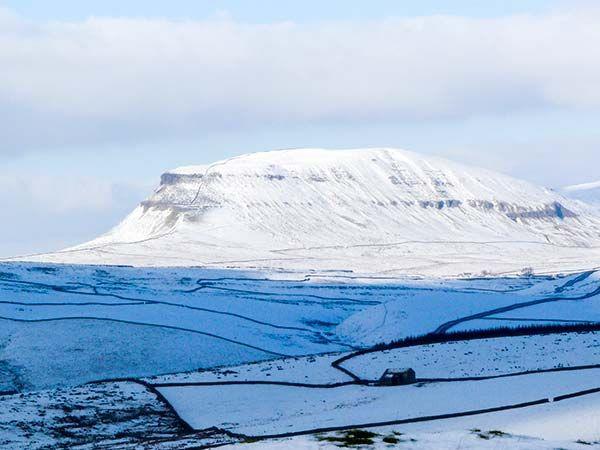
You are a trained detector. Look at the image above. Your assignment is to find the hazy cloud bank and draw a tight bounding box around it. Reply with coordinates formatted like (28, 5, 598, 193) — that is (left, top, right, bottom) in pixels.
(0, 173, 149, 256)
(1, 6, 600, 154)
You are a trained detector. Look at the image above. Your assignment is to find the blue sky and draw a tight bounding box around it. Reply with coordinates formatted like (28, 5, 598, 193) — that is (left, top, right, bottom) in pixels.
(0, 1, 562, 21)
(1, 1, 599, 255)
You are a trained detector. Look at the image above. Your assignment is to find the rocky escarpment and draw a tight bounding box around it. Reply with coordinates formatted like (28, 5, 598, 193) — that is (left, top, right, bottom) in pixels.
(130, 148, 582, 237)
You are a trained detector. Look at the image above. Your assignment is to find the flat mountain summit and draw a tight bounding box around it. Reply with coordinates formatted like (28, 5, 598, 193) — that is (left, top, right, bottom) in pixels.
(20, 148, 600, 276)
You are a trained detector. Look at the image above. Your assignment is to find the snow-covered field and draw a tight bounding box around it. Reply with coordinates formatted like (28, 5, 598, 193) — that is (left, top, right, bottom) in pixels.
(158, 369, 600, 436)
(147, 352, 348, 385)
(227, 429, 596, 450)
(343, 332, 600, 379)
(0, 380, 238, 449)
(2, 325, 598, 448)
(1, 262, 597, 391)
(0, 262, 370, 390)
(0, 318, 271, 393)
(0, 262, 598, 391)
(0, 266, 597, 448)
(145, 330, 600, 443)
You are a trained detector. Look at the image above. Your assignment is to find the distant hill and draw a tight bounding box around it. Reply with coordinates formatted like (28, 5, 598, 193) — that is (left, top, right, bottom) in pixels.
(562, 181, 600, 205)
(17, 148, 600, 277)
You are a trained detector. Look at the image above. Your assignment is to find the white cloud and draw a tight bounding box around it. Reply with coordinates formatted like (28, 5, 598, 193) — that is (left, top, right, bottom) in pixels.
(0, 173, 148, 212)
(0, 173, 150, 256)
(1, 7, 600, 153)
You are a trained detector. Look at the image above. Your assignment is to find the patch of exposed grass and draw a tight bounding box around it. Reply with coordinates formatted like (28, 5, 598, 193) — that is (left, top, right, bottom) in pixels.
(317, 429, 378, 447)
(488, 430, 507, 437)
(473, 429, 509, 440)
(382, 435, 399, 444)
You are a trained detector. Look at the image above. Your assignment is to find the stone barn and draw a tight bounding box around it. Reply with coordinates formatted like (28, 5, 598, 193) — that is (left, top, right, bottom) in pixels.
(379, 368, 416, 386)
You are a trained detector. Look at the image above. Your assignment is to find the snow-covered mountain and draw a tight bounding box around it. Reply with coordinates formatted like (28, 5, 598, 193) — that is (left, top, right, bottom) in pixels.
(562, 180, 600, 205)
(20, 148, 600, 276)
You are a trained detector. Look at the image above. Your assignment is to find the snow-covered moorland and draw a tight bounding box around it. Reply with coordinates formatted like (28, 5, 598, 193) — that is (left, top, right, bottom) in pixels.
(0, 261, 598, 448)
(2, 149, 600, 448)
(1, 262, 598, 391)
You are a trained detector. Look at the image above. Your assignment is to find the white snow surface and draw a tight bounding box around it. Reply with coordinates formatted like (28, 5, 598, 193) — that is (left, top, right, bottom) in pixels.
(565, 180, 600, 192)
(224, 430, 594, 450)
(153, 331, 600, 445)
(1, 262, 599, 448)
(343, 332, 600, 380)
(1, 262, 599, 390)
(14, 148, 600, 277)
(158, 369, 600, 438)
(563, 180, 600, 205)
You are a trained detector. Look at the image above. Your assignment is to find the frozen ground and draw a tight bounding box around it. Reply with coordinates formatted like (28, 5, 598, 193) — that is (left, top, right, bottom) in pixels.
(2, 327, 597, 448)
(224, 427, 597, 450)
(343, 331, 600, 380)
(0, 318, 269, 393)
(158, 369, 600, 436)
(337, 271, 600, 345)
(0, 262, 374, 390)
(0, 261, 599, 448)
(146, 328, 600, 446)
(393, 390, 600, 443)
(0, 262, 599, 391)
(0, 380, 238, 449)
(147, 353, 348, 385)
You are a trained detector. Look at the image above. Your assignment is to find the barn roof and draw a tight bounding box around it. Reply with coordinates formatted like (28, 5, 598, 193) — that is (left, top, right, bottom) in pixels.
(383, 367, 414, 373)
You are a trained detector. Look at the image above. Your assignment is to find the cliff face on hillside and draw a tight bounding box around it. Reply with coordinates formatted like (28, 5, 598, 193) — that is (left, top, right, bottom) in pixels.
(106, 148, 588, 241)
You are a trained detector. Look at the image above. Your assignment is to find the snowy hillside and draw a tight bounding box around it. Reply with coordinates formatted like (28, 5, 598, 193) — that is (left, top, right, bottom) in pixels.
(14, 148, 600, 276)
(1, 261, 599, 448)
(563, 181, 600, 205)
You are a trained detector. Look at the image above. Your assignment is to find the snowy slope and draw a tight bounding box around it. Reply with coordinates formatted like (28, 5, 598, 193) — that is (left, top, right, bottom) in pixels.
(3, 261, 595, 391)
(159, 369, 600, 435)
(154, 331, 600, 443)
(15, 148, 600, 276)
(1, 261, 599, 448)
(563, 180, 600, 205)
